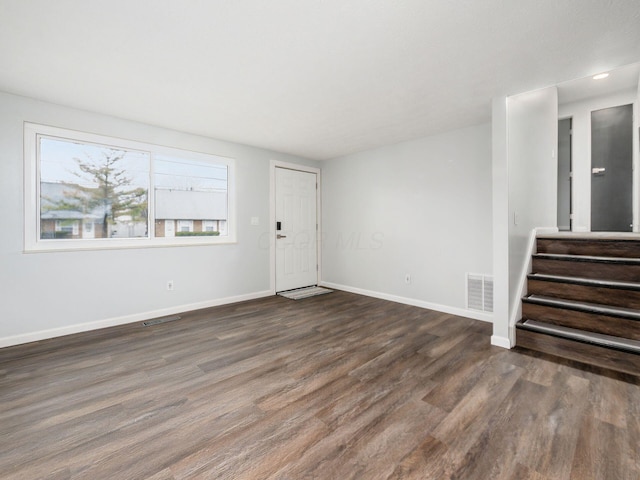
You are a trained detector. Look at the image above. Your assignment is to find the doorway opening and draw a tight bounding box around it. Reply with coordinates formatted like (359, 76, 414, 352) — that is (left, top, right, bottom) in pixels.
(557, 117, 572, 231)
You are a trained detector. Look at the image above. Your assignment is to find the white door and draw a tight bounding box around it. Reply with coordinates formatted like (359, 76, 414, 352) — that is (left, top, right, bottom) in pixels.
(164, 220, 175, 237)
(275, 167, 317, 292)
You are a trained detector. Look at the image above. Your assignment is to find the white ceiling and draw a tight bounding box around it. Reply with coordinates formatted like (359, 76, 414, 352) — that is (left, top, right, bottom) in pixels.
(558, 62, 640, 105)
(1, 1, 639, 160)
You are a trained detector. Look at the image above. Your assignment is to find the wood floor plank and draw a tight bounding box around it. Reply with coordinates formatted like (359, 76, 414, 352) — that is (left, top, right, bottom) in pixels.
(326, 398, 447, 480)
(494, 349, 559, 386)
(421, 350, 504, 413)
(570, 415, 636, 480)
(430, 359, 523, 457)
(0, 290, 638, 479)
(517, 373, 590, 479)
(627, 380, 640, 475)
(386, 435, 451, 480)
(446, 378, 551, 480)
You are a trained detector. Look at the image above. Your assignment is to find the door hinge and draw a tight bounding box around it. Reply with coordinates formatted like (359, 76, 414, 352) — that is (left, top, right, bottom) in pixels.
(569, 213, 574, 220)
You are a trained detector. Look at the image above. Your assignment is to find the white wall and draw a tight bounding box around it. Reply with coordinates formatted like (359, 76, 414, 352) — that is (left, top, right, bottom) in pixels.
(0, 91, 318, 346)
(504, 86, 558, 345)
(321, 123, 493, 320)
(491, 97, 510, 347)
(559, 89, 638, 231)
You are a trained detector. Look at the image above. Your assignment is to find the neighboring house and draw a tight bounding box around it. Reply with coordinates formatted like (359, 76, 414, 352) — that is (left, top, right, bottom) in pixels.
(154, 188, 228, 237)
(40, 182, 109, 239)
(41, 183, 228, 239)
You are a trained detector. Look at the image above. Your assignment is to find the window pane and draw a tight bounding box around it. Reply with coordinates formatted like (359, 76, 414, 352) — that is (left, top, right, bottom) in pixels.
(39, 136, 150, 240)
(154, 156, 228, 237)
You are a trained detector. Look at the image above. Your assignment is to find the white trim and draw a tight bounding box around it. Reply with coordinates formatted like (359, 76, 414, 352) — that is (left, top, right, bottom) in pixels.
(507, 228, 537, 343)
(270, 160, 322, 294)
(535, 227, 560, 235)
(491, 335, 512, 349)
(0, 289, 273, 348)
(507, 226, 557, 344)
(320, 281, 494, 323)
(633, 99, 639, 232)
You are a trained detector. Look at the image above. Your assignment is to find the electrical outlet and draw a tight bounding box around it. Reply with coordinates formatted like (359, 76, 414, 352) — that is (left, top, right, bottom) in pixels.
(405, 273, 411, 284)
(167, 280, 174, 291)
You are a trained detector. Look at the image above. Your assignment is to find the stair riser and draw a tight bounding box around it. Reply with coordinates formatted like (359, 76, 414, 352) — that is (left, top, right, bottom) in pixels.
(537, 239, 640, 258)
(528, 279, 640, 309)
(532, 258, 640, 282)
(522, 302, 640, 340)
(515, 328, 640, 376)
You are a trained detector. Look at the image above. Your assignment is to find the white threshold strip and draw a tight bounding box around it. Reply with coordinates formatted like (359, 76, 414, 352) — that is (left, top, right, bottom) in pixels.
(278, 286, 333, 300)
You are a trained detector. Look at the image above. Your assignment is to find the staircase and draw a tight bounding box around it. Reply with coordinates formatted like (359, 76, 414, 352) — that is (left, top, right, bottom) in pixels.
(516, 235, 640, 376)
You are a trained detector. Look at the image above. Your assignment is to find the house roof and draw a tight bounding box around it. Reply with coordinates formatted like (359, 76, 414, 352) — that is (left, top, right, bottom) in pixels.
(40, 182, 109, 220)
(155, 189, 227, 220)
(40, 211, 102, 221)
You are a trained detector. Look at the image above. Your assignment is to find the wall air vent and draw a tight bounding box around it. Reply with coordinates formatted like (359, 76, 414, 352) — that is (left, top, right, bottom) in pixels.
(466, 273, 494, 313)
(142, 315, 181, 327)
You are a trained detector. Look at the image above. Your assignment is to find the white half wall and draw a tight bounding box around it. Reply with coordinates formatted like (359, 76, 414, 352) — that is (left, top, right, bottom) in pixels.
(0, 91, 318, 347)
(505, 86, 559, 344)
(321, 123, 493, 319)
(491, 96, 510, 346)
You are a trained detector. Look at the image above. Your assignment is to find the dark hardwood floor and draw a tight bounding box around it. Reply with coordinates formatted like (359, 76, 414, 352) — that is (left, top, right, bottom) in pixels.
(0, 291, 638, 479)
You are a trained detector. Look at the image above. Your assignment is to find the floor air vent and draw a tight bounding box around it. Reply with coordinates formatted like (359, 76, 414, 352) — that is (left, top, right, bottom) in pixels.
(467, 274, 493, 313)
(142, 315, 181, 327)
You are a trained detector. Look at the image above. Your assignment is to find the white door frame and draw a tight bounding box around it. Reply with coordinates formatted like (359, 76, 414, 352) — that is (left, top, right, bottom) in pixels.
(270, 160, 322, 294)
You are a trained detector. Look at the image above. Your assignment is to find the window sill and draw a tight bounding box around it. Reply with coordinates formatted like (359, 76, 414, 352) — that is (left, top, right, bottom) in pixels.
(23, 236, 237, 253)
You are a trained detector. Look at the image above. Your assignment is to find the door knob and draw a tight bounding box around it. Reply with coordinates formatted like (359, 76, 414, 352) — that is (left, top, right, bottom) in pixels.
(277, 234, 287, 239)
(592, 167, 606, 174)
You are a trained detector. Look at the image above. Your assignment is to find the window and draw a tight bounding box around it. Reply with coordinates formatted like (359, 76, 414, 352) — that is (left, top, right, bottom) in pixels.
(54, 220, 79, 237)
(25, 123, 235, 251)
(177, 220, 194, 233)
(39, 136, 150, 241)
(154, 155, 227, 238)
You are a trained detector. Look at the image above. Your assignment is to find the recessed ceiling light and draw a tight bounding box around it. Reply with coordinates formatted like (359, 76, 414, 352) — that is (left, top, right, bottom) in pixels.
(593, 73, 609, 80)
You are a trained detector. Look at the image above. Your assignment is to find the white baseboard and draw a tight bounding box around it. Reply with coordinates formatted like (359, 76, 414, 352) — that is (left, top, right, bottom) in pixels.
(0, 290, 273, 348)
(491, 335, 512, 349)
(320, 281, 493, 323)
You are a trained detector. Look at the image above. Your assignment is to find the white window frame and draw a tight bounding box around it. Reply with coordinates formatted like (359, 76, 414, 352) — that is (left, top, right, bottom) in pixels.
(24, 123, 236, 252)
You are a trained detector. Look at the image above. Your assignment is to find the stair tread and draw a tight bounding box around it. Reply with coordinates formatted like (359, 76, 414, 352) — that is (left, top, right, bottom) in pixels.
(516, 319, 640, 354)
(537, 233, 640, 241)
(523, 295, 640, 320)
(528, 273, 640, 290)
(533, 253, 640, 264)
